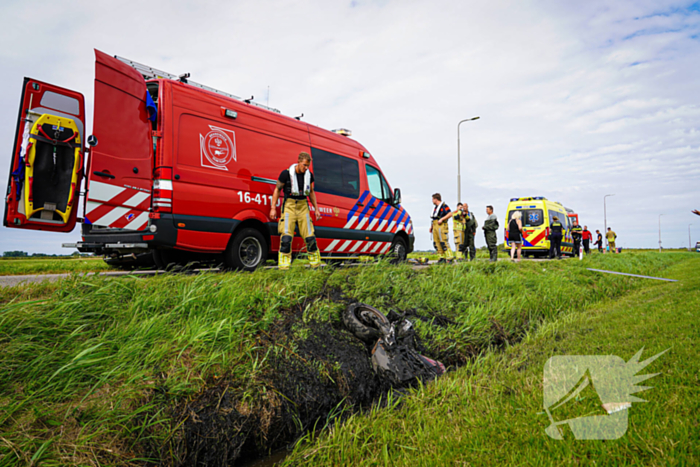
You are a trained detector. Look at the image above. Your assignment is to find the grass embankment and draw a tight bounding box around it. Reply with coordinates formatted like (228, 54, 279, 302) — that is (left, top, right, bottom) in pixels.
(0, 252, 688, 465)
(284, 255, 700, 466)
(0, 256, 112, 276)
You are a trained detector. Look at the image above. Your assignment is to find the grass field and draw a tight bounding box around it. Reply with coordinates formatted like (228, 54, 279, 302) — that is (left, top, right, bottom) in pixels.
(283, 255, 700, 466)
(0, 251, 694, 465)
(0, 256, 112, 276)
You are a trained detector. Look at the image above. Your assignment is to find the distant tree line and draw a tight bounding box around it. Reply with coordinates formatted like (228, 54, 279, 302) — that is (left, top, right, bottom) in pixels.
(2, 251, 29, 257)
(2, 251, 91, 258)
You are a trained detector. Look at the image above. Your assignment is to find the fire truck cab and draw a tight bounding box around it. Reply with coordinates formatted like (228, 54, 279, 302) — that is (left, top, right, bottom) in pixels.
(4, 50, 414, 270)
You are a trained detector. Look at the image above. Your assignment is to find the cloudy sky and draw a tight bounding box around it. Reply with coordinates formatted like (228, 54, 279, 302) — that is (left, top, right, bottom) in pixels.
(1, 0, 699, 254)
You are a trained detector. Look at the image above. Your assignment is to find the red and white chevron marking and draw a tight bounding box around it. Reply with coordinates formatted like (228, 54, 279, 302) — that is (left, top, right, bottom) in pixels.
(85, 181, 150, 230)
(323, 239, 392, 254)
(343, 214, 413, 234)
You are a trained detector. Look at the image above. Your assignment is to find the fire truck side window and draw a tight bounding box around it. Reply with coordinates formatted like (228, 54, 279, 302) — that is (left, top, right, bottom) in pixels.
(365, 165, 393, 204)
(365, 165, 384, 200)
(311, 148, 360, 199)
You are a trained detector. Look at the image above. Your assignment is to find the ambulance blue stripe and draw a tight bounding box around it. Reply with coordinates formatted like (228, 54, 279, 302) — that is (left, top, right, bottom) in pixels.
(347, 191, 371, 219)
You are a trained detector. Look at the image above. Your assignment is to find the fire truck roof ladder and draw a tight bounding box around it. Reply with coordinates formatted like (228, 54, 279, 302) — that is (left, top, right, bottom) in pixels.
(114, 55, 281, 114)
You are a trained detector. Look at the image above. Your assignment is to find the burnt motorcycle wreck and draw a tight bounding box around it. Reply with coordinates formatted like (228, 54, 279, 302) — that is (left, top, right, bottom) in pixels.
(342, 303, 445, 385)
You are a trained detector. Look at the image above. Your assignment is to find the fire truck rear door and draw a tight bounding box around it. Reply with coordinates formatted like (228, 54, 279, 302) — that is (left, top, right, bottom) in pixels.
(84, 49, 153, 231)
(4, 78, 86, 232)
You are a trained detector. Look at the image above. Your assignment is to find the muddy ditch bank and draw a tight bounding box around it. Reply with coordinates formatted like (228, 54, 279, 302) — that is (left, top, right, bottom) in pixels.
(141, 288, 510, 466)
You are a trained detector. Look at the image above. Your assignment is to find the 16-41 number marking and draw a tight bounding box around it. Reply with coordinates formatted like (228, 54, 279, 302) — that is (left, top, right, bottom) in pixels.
(237, 191, 280, 207)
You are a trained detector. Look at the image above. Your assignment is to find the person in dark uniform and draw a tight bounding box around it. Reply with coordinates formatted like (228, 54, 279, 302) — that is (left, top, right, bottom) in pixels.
(581, 226, 592, 255)
(571, 222, 583, 257)
(548, 216, 565, 259)
(594, 229, 603, 253)
(483, 205, 499, 262)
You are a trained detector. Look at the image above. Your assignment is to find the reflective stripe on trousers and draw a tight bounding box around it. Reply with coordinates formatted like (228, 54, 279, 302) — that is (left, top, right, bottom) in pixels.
(279, 199, 315, 238)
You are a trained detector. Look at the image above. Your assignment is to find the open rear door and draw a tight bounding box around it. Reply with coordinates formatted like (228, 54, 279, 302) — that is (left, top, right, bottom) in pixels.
(84, 50, 153, 231)
(4, 78, 86, 232)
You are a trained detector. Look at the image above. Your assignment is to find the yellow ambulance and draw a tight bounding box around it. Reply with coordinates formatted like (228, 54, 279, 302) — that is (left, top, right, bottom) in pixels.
(504, 197, 575, 257)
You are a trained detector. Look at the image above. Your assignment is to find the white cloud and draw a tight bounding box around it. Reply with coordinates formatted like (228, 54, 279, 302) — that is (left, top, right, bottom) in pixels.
(1, 0, 699, 255)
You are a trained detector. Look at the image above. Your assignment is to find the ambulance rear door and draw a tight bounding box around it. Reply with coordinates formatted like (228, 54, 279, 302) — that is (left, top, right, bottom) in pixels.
(4, 78, 86, 232)
(84, 50, 154, 231)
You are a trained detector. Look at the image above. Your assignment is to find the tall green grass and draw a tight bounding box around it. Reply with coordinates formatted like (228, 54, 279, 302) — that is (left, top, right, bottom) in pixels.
(0, 251, 686, 465)
(282, 254, 699, 466)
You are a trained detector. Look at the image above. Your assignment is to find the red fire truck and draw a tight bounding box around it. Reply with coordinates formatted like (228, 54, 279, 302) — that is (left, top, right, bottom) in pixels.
(4, 50, 414, 270)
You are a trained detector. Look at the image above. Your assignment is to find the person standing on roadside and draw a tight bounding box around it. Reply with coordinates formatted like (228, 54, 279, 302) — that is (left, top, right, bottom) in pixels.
(429, 193, 454, 264)
(452, 203, 467, 257)
(548, 216, 564, 259)
(594, 229, 603, 253)
(581, 226, 592, 255)
(270, 151, 322, 270)
(571, 222, 583, 257)
(606, 227, 618, 254)
(463, 202, 478, 261)
(508, 211, 524, 262)
(483, 205, 499, 262)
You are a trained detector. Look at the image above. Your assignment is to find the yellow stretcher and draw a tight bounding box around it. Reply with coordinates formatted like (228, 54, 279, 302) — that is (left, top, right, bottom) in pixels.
(24, 114, 81, 224)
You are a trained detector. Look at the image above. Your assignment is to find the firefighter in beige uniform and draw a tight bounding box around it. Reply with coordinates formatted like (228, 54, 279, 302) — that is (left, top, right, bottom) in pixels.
(429, 193, 454, 263)
(270, 152, 322, 270)
(452, 203, 467, 255)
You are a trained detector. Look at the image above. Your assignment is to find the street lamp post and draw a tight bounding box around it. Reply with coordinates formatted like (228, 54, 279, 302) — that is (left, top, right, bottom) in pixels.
(689, 224, 693, 251)
(604, 194, 614, 252)
(658, 214, 663, 253)
(457, 116, 480, 204)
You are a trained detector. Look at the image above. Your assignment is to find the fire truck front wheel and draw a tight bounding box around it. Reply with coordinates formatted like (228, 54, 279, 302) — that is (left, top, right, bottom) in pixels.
(389, 237, 408, 264)
(225, 228, 268, 271)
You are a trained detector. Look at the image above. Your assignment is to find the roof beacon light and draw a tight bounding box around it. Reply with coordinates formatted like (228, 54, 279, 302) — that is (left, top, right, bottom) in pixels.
(332, 128, 352, 137)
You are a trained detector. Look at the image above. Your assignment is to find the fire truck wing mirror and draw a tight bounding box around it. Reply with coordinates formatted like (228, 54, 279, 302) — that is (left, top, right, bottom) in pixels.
(393, 188, 401, 206)
(87, 135, 98, 147)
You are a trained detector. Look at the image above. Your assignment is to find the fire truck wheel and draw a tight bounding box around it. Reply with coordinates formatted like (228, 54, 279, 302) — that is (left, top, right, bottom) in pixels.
(389, 237, 408, 264)
(152, 249, 180, 270)
(225, 228, 268, 271)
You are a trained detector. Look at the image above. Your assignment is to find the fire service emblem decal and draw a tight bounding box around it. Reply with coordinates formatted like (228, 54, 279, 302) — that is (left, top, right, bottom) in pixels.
(200, 125, 236, 170)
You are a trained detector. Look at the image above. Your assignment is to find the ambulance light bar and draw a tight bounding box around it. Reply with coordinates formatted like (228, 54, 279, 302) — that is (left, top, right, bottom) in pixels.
(510, 196, 546, 202)
(115, 55, 281, 114)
